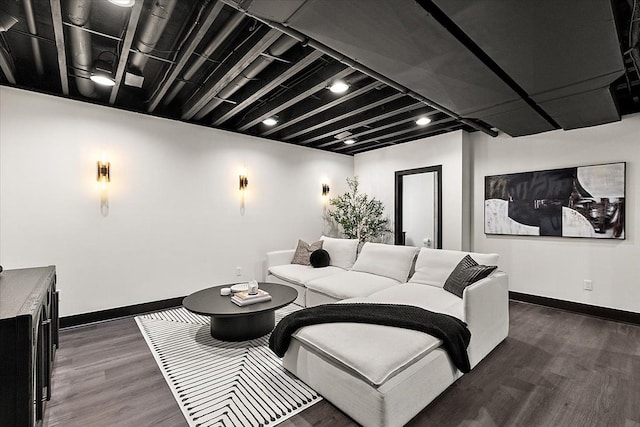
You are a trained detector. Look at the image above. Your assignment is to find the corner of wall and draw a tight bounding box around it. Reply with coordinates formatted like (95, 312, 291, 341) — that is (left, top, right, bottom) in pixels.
(461, 131, 473, 251)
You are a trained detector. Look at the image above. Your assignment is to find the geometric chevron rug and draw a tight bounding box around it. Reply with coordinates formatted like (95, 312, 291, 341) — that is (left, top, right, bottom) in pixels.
(135, 305, 321, 427)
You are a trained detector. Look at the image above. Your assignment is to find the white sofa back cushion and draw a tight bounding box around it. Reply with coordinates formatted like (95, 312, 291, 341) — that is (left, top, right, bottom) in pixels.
(409, 248, 499, 287)
(320, 236, 359, 269)
(351, 242, 418, 283)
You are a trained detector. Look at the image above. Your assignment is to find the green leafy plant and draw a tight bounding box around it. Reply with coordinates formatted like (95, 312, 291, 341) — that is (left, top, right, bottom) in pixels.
(325, 177, 391, 242)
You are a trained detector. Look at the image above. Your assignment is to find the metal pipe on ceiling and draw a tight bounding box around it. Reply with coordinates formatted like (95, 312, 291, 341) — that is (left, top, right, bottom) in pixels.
(22, 0, 44, 76)
(0, 44, 16, 83)
(193, 33, 298, 120)
(67, 0, 96, 98)
(162, 11, 246, 107)
(218, 0, 498, 138)
(129, 0, 178, 73)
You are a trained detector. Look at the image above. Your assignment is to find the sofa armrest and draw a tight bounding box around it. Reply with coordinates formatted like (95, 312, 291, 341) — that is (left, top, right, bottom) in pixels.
(462, 271, 509, 368)
(266, 249, 295, 270)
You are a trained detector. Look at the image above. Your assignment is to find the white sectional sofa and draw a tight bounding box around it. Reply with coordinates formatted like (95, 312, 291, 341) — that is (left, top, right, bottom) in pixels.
(265, 239, 509, 427)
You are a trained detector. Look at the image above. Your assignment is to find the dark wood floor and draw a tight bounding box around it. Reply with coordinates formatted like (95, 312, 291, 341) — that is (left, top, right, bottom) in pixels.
(44, 301, 640, 427)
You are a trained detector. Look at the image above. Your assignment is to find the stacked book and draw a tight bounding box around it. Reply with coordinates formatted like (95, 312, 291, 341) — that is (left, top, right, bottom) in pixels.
(231, 289, 272, 306)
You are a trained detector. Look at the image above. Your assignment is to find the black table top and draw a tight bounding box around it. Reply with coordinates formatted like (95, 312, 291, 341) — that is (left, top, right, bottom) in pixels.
(183, 282, 297, 317)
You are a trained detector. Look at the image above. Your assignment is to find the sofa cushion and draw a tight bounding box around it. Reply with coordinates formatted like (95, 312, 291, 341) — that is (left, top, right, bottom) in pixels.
(347, 283, 464, 320)
(269, 264, 344, 287)
(292, 283, 462, 386)
(293, 319, 442, 387)
(291, 239, 323, 265)
(443, 255, 497, 298)
(409, 248, 499, 288)
(320, 236, 359, 269)
(306, 271, 399, 300)
(350, 242, 418, 283)
(310, 249, 331, 268)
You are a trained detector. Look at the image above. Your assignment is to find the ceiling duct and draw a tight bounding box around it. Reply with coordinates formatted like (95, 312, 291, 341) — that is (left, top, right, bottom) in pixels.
(0, 44, 16, 83)
(129, 0, 178, 73)
(0, 3, 19, 32)
(67, 0, 96, 98)
(193, 33, 298, 120)
(22, 0, 44, 76)
(162, 11, 246, 107)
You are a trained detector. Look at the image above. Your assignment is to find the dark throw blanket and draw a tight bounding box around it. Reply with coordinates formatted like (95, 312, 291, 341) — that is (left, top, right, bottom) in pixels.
(269, 303, 472, 373)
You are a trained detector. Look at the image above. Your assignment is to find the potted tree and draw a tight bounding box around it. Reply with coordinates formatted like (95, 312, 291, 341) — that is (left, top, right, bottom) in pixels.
(325, 177, 391, 243)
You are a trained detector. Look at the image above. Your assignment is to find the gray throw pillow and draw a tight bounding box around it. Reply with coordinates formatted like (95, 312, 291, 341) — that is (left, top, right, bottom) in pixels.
(291, 239, 323, 265)
(443, 255, 497, 298)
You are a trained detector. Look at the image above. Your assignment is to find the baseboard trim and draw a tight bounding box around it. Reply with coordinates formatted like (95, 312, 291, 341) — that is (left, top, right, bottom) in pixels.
(509, 291, 640, 325)
(60, 296, 185, 328)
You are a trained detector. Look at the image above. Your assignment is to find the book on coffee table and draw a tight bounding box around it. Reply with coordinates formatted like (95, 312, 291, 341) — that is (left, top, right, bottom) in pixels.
(231, 289, 272, 306)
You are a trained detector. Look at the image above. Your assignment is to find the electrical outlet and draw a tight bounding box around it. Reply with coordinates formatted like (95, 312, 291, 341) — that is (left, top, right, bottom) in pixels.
(235, 267, 242, 277)
(584, 280, 593, 291)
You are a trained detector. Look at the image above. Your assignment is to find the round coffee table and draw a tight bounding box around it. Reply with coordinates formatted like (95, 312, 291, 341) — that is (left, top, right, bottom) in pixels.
(182, 282, 297, 341)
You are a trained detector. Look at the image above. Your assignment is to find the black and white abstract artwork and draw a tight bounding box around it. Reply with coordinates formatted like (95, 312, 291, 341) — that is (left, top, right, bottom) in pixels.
(485, 163, 625, 239)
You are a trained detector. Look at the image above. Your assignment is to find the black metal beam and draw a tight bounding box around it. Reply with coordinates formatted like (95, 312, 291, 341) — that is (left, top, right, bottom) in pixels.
(334, 117, 457, 152)
(281, 89, 404, 141)
(147, 2, 224, 112)
(210, 49, 323, 125)
(299, 98, 423, 145)
(109, 0, 143, 104)
(320, 114, 450, 151)
(181, 26, 281, 120)
(48, 0, 68, 94)
(233, 62, 354, 131)
(260, 79, 379, 137)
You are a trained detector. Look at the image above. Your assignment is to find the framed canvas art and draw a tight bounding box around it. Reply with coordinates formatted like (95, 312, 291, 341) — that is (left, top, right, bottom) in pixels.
(485, 162, 625, 239)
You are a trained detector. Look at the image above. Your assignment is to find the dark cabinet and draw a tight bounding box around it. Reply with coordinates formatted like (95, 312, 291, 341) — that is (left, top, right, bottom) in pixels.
(0, 266, 59, 427)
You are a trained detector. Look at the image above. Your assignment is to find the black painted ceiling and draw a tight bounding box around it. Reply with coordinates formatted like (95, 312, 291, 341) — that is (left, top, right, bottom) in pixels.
(0, 0, 638, 155)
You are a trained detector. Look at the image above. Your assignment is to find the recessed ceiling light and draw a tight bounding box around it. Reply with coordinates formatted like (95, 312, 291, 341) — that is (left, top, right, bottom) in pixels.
(90, 74, 116, 86)
(416, 117, 432, 126)
(328, 81, 349, 93)
(108, 0, 136, 7)
(343, 139, 356, 145)
(262, 117, 278, 126)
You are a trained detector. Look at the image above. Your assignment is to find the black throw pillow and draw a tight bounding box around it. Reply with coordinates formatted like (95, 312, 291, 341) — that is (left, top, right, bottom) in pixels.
(310, 249, 331, 268)
(443, 255, 497, 298)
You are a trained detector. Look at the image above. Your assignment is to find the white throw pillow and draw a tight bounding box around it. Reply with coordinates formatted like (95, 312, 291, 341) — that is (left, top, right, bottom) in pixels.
(320, 236, 359, 269)
(350, 242, 418, 283)
(409, 248, 499, 287)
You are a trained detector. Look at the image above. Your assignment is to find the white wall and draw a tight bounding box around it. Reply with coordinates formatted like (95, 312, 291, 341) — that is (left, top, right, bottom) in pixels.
(354, 131, 469, 250)
(0, 87, 353, 316)
(471, 114, 640, 313)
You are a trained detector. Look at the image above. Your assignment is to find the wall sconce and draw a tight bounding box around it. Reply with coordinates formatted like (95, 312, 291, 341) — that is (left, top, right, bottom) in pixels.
(97, 160, 111, 186)
(322, 183, 330, 196)
(239, 167, 248, 215)
(239, 173, 248, 191)
(97, 155, 110, 216)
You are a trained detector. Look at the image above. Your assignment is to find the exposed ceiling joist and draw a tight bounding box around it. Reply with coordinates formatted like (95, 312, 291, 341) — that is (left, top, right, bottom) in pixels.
(334, 116, 457, 152)
(260, 79, 379, 137)
(146, 2, 225, 112)
(2, 0, 636, 155)
(211, 49, 323, 125)
(302, 99, 423, 145)
(181, 26, 281, 120)
(219, 0, 499, 138)
(281, 90, 404, 141)
(234, 63, 354, 131)
(109, 0, 144, 104)
(320, 113, 448, 151)
(48, 0, 68, 94)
